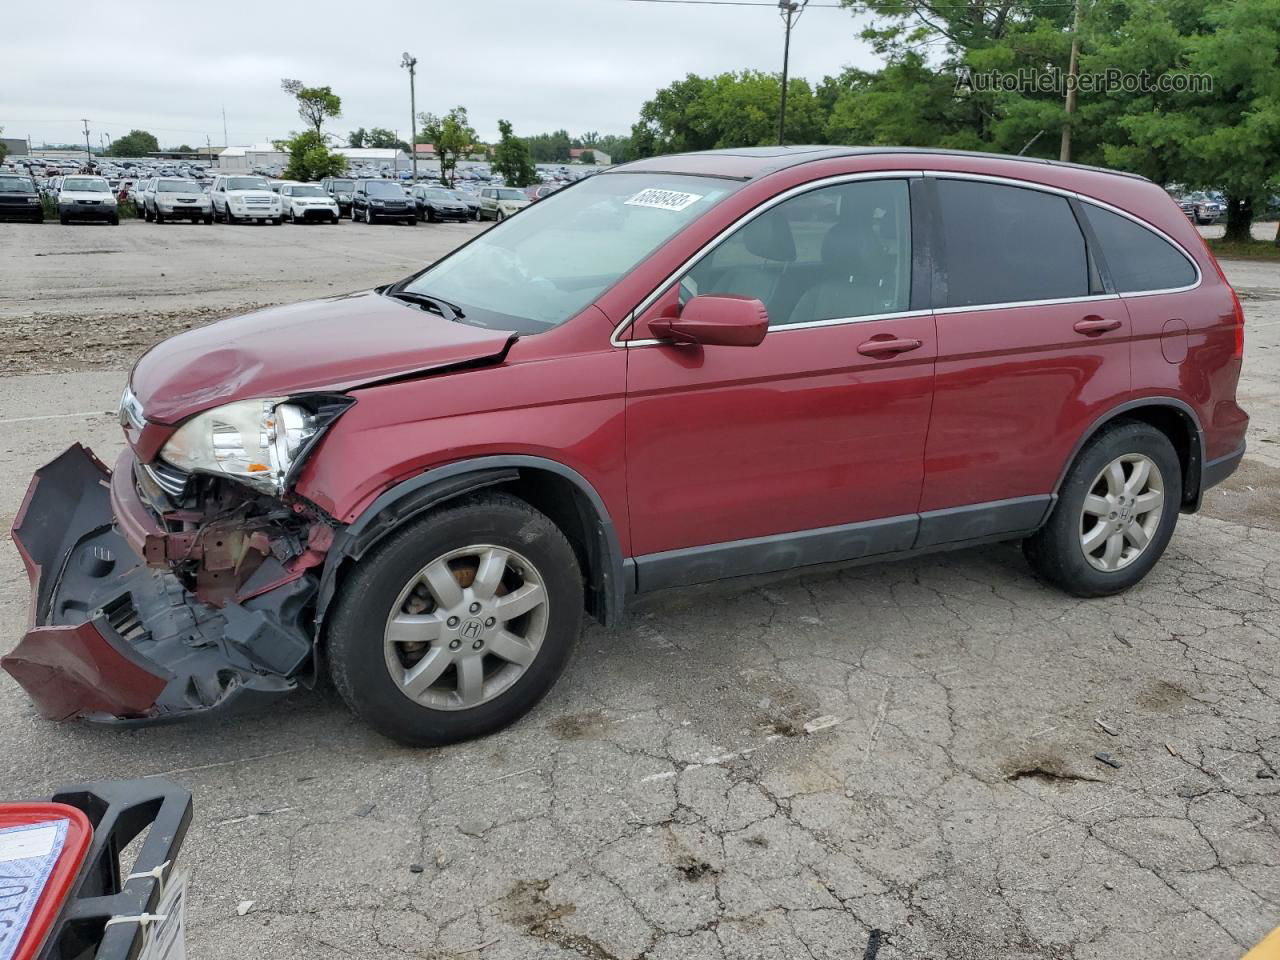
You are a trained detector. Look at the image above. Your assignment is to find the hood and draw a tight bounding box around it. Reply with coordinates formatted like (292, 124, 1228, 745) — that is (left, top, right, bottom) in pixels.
(61, 190, 115, 201)
(130, 290, 515, 425)
(226, 189, 276, 198)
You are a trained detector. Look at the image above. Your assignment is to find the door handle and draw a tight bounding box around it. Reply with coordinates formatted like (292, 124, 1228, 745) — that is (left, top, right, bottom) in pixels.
(857, 337, 923, 356)
(1074, 316, 1122, 335)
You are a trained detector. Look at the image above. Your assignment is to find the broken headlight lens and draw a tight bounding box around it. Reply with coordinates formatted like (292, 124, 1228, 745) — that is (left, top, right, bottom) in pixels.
(160, 398, 321, 494)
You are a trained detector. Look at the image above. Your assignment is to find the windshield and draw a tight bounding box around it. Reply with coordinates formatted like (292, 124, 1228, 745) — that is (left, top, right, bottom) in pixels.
(0, 177, 35, 194)
(401, 173, 738, 333)
(292, 185, 327, 197)
(424, 189, 455, 201)
(330, 179, 353, 191)
(366, 180, 404, 197)
(496, 188, 526, 200)
(228, 177, 269, 191)
(63, 178, 110, 192)
(157, 179, 197, 192)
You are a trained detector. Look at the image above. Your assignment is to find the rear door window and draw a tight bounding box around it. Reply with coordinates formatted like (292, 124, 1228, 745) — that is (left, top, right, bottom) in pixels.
(1080, 203, 1197, 293)
(935, 179, 1089, 307)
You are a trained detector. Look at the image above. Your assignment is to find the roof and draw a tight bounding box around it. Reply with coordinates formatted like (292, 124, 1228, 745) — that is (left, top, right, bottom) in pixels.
(612, 145, 1149, 183)
(414, 144, 436, 154)
(219, 143, 283, 157)
(336, 147, 406, 159)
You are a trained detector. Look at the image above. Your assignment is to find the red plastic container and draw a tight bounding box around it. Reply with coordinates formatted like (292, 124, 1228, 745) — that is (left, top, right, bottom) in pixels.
(0, 803, 92, 960)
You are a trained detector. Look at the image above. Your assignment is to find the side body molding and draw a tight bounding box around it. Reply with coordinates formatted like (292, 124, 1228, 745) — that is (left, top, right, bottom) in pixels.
(314, 456, 630, 632)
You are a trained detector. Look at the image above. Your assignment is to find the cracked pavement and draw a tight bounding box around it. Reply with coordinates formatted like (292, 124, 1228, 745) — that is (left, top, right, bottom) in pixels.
(1, 224, 1277, 959)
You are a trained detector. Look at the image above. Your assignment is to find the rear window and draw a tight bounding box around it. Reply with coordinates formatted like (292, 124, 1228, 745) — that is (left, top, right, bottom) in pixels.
(1081, 203, 1198, 293)
(936, 180, 1089, 307)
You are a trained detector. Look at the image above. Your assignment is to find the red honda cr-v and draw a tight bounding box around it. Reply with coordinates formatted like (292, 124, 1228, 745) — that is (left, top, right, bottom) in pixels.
(5, 147, 1248, 745)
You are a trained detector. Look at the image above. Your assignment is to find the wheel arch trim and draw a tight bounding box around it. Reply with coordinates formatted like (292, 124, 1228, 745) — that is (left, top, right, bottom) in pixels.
(1054, 397, 1206, 510)
(315, 455, 629, 633)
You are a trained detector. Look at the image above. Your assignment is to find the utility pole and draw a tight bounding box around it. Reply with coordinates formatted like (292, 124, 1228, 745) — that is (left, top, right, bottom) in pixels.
(402, 52, 419, 182)
(82, 119, 91, 165)
(777, 1, 806, 146)
(1059, 0, 1083, 162)
(222, 106, 229, 148)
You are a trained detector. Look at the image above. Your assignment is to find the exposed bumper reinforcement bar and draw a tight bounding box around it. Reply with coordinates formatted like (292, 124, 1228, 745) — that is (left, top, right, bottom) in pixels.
(2, 444, 313, 725)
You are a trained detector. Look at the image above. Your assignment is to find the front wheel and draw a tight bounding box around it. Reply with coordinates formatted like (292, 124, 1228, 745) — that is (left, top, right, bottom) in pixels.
(327, 493, 583, 747)
(365, 207, 374, 224)
(1023, 421, 1181, 597)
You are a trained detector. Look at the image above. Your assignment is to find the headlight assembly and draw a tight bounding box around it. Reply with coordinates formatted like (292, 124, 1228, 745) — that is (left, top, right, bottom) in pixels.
(159, 396, 353, 494)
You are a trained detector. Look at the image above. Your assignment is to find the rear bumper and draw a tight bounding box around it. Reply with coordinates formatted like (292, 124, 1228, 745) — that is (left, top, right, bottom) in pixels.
(2, 445, 314, 725)
(1202, 441, 1245, 492)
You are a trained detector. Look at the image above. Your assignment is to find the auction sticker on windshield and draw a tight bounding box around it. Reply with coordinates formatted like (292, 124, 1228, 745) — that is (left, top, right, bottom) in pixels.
(624, 188, 704, 212)
(0, 820, 67, 960)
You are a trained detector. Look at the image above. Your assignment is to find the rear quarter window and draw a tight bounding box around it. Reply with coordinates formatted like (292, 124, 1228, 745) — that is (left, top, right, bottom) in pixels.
(1081, 203, 1198, 293)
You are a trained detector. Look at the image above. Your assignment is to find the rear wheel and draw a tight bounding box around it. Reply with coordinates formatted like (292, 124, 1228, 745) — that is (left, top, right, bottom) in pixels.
(328, 493, 583, 746)
(1023, 421, 1181, 597)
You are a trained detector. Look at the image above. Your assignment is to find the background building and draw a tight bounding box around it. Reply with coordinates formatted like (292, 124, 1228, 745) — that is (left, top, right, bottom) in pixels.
(217, 143, 288, 171)
(1, 137, 28, 157)
(334, 147, 413, 173)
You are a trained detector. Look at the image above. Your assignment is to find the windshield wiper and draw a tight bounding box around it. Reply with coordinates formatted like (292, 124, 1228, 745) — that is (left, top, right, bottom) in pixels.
(387, 290, 465, 322)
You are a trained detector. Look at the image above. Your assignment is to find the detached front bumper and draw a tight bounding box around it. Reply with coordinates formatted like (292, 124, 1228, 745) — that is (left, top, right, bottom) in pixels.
(2, 445, 316, 725)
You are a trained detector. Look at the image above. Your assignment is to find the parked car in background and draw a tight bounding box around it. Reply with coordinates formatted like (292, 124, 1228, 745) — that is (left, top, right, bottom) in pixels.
(351, 178, 416, 224)
(526, 184, 560, 202)
(0, 173, 43, 222)
(211, 174, 283, 224)
(411, 185, 470, 222)
(450, 189, 481, 220)
(1184, 192, 1223, 225)
(280, 182, 341, 223)
(129, 177, 151, 208)
(478, 186, 531, 221)
(322, 177, 356, 214)
(57, 175, 118, 224)
(146, 178, 213, 223)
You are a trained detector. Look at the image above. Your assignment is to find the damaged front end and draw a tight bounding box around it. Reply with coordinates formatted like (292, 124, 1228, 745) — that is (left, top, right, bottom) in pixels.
(3, 443, 335, 724)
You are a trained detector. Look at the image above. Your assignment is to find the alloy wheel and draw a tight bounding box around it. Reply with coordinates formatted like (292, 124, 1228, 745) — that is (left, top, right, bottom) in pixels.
(383, 544, 549, 711)
(1079, 454, 1165, 572)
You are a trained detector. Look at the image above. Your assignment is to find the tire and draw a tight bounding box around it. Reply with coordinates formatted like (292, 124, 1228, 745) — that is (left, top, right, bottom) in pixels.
(1023, 421, 1181, 598)
(225, 206, 237, 224)
(109, 214, 119, 225)
(154, 207, 165, 224)
(203, 214, 213, 224)
(365, 207, 374, 224)
(351, 205, 359, 222)
(406, 217, 416, 226)
(327, 492, 584, 747)
(59, 213, 69, 225)
(33, 213, 44, 224)
(497, 209, 506, 222)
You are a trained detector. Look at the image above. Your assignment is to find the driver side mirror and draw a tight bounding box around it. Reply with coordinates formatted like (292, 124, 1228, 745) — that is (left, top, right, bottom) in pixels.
(647, 295, 768, 347)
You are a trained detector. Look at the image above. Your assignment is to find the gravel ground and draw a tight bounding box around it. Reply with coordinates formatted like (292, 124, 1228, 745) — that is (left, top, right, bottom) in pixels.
(0, 220, 1277, 960)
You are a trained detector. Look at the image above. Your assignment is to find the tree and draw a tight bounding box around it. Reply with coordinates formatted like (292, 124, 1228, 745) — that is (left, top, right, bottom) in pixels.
(630, 71, 824, 157)
(417, 107, 476, 186)
(526, 129, 573, 163)
(491, 119, 538, 187)
(106, 129, 160, 157)
(0, 127, 6, 164)
(579, 149, 595, 165)
(280, 130, 347, 182)
(1087, 0, 1280, 243)
(348, 127, 368, 148)
(173, 144, 193, 153)
(367, 127, 410, 151)
(280, 79, 342, 137)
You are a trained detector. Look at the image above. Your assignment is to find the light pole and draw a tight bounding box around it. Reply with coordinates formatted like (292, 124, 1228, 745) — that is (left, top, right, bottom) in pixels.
(82, 119, 91, 166)
(778, 0, 807, 146)
(401, 52, 418, 182)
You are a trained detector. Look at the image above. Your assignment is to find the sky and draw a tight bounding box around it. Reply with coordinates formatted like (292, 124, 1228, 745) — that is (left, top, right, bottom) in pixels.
(4, 0, 880, 150)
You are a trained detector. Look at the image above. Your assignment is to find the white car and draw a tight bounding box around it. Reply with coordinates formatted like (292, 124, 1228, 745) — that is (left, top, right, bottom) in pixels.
(146, 178, 213, 224)
(478, 186, 531, 221)
(57, 176, 119, 225)
(210, 174, 283, 225)
(279, 183, 340, 223)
